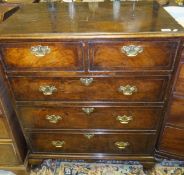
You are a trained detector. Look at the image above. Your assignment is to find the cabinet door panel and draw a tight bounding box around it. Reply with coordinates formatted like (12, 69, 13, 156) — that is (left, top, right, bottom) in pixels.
(167, 96, 184, 128)
(0, 143, 19, 164)
(159, 126, 184, 156)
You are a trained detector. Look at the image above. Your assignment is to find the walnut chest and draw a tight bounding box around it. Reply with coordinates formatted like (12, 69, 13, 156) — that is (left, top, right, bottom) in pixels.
(0, 1, 184, 168)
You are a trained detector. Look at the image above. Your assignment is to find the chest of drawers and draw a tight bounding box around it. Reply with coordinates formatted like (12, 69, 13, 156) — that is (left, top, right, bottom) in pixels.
(0, 1, 184, 169)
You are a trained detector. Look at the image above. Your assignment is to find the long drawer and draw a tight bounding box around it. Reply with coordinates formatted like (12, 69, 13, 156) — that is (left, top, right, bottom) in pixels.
(9, 76, 168, 102)
(28, 132, 156, 154)
(89, 40, 179, 71)
(1, 42, 84, 71)
(18, 106, 162, 130)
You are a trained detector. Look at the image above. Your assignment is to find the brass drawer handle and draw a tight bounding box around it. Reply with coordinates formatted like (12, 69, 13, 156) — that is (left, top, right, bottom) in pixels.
(121, 45, 143, 57)
(82, 107, 95, 115)
(52, 140, 65, 148)
(118, 85, 137, 96)
(116, 115, 133, 124)
(46, 115, 62, 124)
(39, 85, 57, 96)
(80, 78, 93, 86)
(84, 133, 94, 139)
(30, 45, 51, 57)
(115, 141, 129, 150)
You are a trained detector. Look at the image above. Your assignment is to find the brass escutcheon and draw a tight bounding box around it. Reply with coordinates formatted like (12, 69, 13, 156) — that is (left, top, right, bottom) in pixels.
(82, 107, 95, 115)
(39, 85, 57, 96)
(84, 133, 95, 139)
(46, 115, 62, 124)
(116, 115, 133, 124)
(80, 78, 93, 86)
(118, 85, 137, 96)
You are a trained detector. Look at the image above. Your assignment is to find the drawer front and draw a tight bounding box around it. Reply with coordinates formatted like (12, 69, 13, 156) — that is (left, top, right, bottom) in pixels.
(28, 132, 156, 154)
(159, 126, 184, 156)
(1, 42, 84, 71)
(167, 96, 184, 128)
(0, 117, 10, 139)
(18, 106, 162, 130)
(0, 143, 19, 164)
(175, 63, 184, 94)
(10, 77, 168, 102)
(89, 40, 178, 71)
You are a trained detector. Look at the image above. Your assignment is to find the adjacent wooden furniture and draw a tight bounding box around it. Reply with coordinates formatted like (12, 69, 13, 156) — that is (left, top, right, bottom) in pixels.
(158, 42, 184, 159)
(0, 5, 28, 174)
(0, 1, 183, 170)
(0, 60, 28, 174)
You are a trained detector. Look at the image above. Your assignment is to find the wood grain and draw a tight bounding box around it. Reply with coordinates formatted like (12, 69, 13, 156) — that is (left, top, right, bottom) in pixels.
(18, 106, 162, 130)
(28, 132, 156, 154)
(0, 1, 183, 38)
(2, 42, 84, 71)
(89, 40, 178, 71)
(10, 76, 168, 102)
(167, 96, 184, 128)
(159, 126, 184, 156)
(0, 118, 10, 139)
(0, 143, 19, 164)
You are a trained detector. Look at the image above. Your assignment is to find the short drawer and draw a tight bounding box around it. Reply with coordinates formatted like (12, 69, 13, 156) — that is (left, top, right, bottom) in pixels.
(175, 63, 184, 94)
(0, 117, 10, 139)
(1, 42, 84, 71)
(159, 126, 184, 156)
(28, 132, 156, 154)
(89, 40, 179, 71)
(0, 143, 19, 164)
(10, 76, 168, 102)
(18, 106, 162, 130)
(167, 96, 184, 128)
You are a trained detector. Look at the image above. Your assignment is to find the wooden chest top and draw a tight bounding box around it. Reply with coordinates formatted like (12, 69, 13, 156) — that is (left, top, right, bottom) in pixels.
(0, 1, 183, 39)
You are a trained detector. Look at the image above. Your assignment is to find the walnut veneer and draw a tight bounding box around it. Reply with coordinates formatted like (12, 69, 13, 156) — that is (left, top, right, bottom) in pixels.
(0, 1, 184, 170)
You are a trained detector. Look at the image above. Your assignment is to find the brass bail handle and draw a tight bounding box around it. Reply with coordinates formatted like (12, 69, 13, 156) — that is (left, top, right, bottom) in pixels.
(115, 141, 129, 150)
(30, 45, 51, 57)
(121, 45, 143, 57)
(52, 140, 65, 148)
(116, 115, 133, 124)
(39, 85, 57, 96)
(46, 114, 62, 124)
